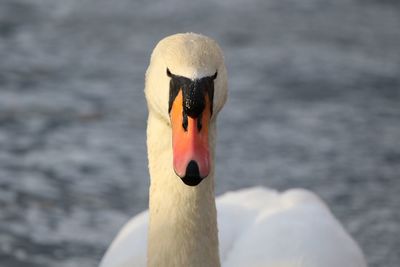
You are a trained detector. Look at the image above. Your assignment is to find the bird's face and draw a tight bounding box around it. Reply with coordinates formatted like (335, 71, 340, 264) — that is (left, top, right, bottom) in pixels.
(167, 69, 217, 186)
(145, 33, 227, 186)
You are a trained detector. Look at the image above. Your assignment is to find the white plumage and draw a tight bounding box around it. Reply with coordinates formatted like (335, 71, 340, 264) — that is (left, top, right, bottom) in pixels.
(100, 33, 367, 267)
(101, 187, 366, 267)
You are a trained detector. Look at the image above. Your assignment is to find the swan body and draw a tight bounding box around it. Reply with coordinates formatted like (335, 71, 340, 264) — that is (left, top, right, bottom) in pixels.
(100, 33, 367, 267)
(100, 187, 366, 267)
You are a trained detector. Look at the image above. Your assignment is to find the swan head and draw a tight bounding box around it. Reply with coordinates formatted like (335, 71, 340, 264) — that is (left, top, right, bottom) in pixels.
(145, 33, 227, 186)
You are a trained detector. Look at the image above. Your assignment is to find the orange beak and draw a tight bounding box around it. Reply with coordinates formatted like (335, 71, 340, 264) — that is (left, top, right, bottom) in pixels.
(170, 90, 211, 186)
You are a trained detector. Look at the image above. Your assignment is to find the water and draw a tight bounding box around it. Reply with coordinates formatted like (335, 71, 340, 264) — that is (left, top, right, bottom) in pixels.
(0, 0, 399, 266)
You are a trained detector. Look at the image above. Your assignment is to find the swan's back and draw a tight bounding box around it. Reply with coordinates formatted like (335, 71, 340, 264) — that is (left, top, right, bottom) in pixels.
(100, 187, 367, 267)
(217, 187, 366, 267)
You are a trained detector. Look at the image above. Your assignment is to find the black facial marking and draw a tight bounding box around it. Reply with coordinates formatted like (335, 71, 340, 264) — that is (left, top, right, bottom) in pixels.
(168, 69, 216, 119)
(168, 73, 181, 113)
(166, 68, 173, 77)
(182, 79, 205, 118)
(211, 71, 218, 80)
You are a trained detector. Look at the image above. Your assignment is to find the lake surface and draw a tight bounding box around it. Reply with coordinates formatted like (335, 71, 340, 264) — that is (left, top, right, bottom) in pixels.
(0, 0, 399, 266)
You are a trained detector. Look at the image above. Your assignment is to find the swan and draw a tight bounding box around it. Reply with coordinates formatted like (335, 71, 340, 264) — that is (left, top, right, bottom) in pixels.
(99, 33, 367, 267)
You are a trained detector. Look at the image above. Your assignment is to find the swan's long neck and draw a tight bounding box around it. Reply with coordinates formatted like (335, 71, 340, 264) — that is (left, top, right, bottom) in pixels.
(146, 111, 220, 267)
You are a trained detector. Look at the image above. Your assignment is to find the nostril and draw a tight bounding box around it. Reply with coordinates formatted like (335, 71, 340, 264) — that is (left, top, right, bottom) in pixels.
(197, 112, 202, 131)
(182, 112, 188, 131)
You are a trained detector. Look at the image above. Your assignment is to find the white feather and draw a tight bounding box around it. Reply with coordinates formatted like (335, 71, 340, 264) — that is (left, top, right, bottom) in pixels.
(100, 187, 366, 267)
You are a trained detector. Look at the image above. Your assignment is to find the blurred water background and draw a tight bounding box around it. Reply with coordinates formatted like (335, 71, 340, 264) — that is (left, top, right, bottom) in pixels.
(0, 0, 399, 266)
